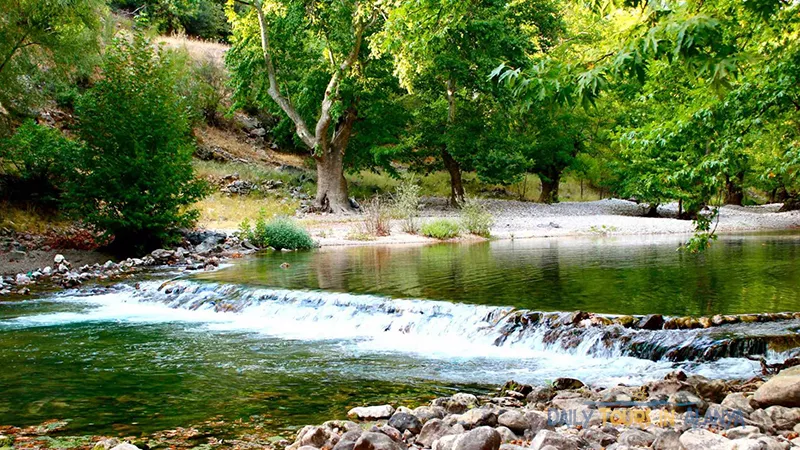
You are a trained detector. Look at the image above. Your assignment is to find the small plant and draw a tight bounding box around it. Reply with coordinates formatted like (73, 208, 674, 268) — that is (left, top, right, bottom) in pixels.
(460, 197, 493, 237)
(392, 176, 422, 234)
(421, 219, 461, 240)
(359, 196, 392, 237)
(346, 230, 376, 241)
(588, 224, 619, 235)
(239, 215, 314, 250)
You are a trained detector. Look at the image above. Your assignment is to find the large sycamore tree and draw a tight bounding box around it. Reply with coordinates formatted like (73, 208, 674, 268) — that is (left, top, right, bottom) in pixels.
(226, 0, 384, 213)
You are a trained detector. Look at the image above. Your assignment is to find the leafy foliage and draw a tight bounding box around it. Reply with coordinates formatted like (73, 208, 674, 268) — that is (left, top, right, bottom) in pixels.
(68, 32, 208, 251)
(392, 176, 422, 234)
(421, 219, 461, 240)
(459, 197, 493, 237)
(240, 215, 314, 250)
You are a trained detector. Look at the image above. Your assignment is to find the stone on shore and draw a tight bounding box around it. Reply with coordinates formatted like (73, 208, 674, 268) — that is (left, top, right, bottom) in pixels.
(353, 432, 406, 450)
(109, 444, 140, 450)
(418, 419, 457, 448)
(413, 406, 446, 423)
(529, 430, 578, 450)
(678, 429, 730, 450)
(457, 408, 497, 429)
(388, 412, 423, 435)
(348, 405, 396, 420)
(753, 366, 800, 408)
(617, 429, 656, 447)
(333, 431, 364, 450)
(433, 393, 479, 414)
(452, 427, 501, 450)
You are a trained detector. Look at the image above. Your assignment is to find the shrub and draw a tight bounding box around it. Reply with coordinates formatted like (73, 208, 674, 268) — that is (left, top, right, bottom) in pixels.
(0, 120, 81, 205)
(392, 176, 421, 234)
(359, 196, 392, 237)
(460, 197, 493, 237)
(239, 215, 314, 250)
(421, 219, 461, 240)
(67, 33, 209, 252)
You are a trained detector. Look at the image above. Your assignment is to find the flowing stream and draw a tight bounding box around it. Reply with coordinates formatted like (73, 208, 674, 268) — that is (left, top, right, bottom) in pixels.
(1, 234, 800, 436)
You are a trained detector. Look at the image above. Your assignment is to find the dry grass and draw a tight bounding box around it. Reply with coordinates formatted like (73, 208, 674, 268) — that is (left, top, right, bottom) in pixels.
(159, 34, 229, 66)
(195, 126, 309, 168)
(193, 193, 299, 231)
(0, 202, 70, 233)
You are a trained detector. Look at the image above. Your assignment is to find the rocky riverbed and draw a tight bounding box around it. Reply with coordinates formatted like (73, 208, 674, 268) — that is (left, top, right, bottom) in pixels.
(4, 368, 799, 450)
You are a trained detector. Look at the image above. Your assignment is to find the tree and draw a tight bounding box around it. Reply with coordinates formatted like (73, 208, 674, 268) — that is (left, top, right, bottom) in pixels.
(376, 0, 563, 205)
(68, 32, 208, 251)
(0, 0, 104, 132)
(226, 0, 387, 213)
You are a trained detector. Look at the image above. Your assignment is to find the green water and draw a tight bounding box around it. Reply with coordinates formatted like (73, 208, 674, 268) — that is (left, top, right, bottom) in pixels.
(197, 234, 800, 316)
(2, 233, 800, 438)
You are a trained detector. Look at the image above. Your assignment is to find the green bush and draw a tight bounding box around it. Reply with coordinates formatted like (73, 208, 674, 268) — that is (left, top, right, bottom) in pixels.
(239, 216, 314, 250)
(392, 176, 421, 234)
(421, 219, 461, 240)
(67, 32, 208, 252)
(0, 120, 81, 205)
(460, 197, 493, 237)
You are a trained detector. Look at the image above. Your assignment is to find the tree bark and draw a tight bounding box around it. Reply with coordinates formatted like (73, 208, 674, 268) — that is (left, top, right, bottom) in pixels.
(538, 171, 561, 204)
(724, 172, 744, 206)
(442, 148, 464, 206)
(643, 203, 660, 217)
(315, 143, 351, 213)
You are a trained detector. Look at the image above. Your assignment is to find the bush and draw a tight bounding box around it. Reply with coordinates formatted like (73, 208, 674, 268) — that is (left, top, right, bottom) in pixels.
(359, 196, 392, 237)
(0, 120, 81, 205)
(460, 197, 493, 237)
(239, 215, 314, 250)
(67, 33, 209, 252)
(392, 176, 421, 234)
(421, 219, 461, 240)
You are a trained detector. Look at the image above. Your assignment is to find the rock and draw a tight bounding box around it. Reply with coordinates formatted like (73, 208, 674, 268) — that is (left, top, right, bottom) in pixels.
(353, 432, 406, 450)
(15, 273, 31, 285)
(497, 410, 527, 434)
(551, 378, 584, 390)
(679, 429, 731, 450)
(452, 427, 501, 450)
(377, 425, 402, 442)
(618, 429, 656, 447)
(54, 254, 65, 264)
(759, 406, 800, 430)
(150, 249, 175, 261)
(688, 375, 729, 403)
(637, 314, 665, 330)
(526, 386, 556, 404)
(668, 391, 707, 413)
(727, 436, 788, 450)
(389, 412, 423, 435)
(753, 366, 800, 408)
(652, 429, 682, 450)
(528, 430, 578, 450)
(348, 405, 396, 421)
(432, 434, 460, 450)
(599, 386, 635, 405)
(333, 431, 364, 450)
(418, 419, 457, 448)
(578, 428, 616, 447)
(93, 438, 119, 450)
(57, 263, 69, 274)
(494, 427, 516, 444)
(297, 426, 330, 448)
(433, 393, 479, 414)
(110, 444, 140, 450)
(725, 426, 761, 440)
(414, 406, 447, 423)
(457, 409, 497, 429)
(42, 266, 52, 276)
(722, 393, 756, 415)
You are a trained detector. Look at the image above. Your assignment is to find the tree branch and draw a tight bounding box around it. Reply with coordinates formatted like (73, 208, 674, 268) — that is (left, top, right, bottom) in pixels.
(253, 0, 316, 149)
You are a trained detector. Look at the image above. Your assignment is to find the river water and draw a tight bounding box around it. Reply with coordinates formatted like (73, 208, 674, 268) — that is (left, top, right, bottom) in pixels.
(1, 234, 799, 436)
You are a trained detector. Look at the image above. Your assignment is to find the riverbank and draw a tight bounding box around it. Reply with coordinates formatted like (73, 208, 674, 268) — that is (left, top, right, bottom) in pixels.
(2, 368, 798, 450)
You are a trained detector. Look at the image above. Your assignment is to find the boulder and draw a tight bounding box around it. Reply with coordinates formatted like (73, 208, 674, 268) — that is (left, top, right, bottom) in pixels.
(457, 409, 497, 429)
(109, 444, 140, 450)
(433, 394, 479, 414)
(377, 426, 402, 442)
(185, 230, 227, 246)
(529, 430, 578, 450)
(54, 254, 65, 264)
(15, 273, 31, 285)
(413, 406, 447, 423)
(753, 366, 800, 408)
(726, 436, 787, 450)
(678, 429, 731, 450)
(297, 425, 330, 448)
(494, 426, 517, 444)
(496, 410, 527, 434)
(526, 386, 556, 405)
(432, 434, 460, 450)
(333, 431, 364, 450)
(551, 378, 584, 390)
(578, 428, 616, 447)
(388, 412, 423, 435)
(637, 314, 665, 330)
(687, 375, 729, 403)
(757, 406, 800, 430)
(452, 427, 501, 450)
(725, 426, 761, 440)
(721, 393, 756, 415)
(353, 432, 406, 450)
(668, 391, 707, 413)
(349, 405, 396, 421)
(418, 419, 458, 448)
(617, 429, 655, 447)
(652, 429, 682, 450)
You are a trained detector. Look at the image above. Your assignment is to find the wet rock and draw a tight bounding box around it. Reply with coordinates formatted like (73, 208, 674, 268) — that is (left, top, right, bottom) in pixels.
(413, 406, 446, 423)
(452, 427, 501, 450)
(333, 431, 364, 450)
(614, 315, 637, 328)
(753, 366, 800, 407)
(722, 393, 756, 415)
(652, 429, 682, 450)
(618, 429, 656, 447)
(418, 419, 457, 448)
(637, 314, 665, 330)
(353, 432, 406, 450)
(457, 409, 497, 429)
(679, 428, 730, 450)
(389, 412, 423, 435)
(529, 430, 578, 450)
(348, 405, 396, 421)
(551, 378, 584, 390)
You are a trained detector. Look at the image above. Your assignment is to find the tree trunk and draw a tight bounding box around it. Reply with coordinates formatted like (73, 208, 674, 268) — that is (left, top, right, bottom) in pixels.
(724, 172, 744, 206)
(442, 148, 465, 206)
(538, 171, 561, 204)
(644, 203, 660, 217)
(315, 143, 352, 213)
